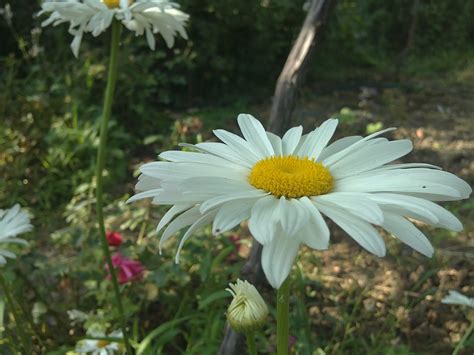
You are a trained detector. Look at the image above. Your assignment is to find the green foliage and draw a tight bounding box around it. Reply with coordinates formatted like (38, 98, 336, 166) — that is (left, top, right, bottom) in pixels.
(0, 0, 473, 354)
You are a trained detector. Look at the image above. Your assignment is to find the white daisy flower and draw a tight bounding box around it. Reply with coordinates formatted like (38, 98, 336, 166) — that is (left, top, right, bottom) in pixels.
(442, 290, 474, 308)
(0, 204, 32, 266)
(40, 0, 189, 57)
(76, 330, 123, 354)
(128, 114, 471, 288)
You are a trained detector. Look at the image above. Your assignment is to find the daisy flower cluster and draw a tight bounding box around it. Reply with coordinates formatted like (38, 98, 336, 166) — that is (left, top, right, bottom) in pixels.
(40, 0, 189, 57)
(0, 204, 32, 266)
(129, 114, 471, 288)
(76, 330, 123, 354)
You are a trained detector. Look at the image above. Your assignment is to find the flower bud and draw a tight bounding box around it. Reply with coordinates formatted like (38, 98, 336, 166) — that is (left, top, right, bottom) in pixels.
(226, 279, 268, 333)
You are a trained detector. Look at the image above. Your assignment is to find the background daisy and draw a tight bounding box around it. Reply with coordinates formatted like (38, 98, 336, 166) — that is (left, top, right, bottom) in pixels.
(0, 204, 32, 266)
(40, 0, 189, 57)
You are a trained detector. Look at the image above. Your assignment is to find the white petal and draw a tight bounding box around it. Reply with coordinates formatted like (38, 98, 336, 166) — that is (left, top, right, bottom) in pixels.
(318, 136, 362, 161)
(381, 212, 434, 257)
(160, 150, 245, 170)
(297, 119, 338, 160)
(296, 197, 329, 249)
(175, 211, 216, 263)
(367, 193, 462, 231)
(183, 142, 252, 168)
(442, 291, 474, 307)
(261, 231, 300, 288)
(200, 190, 269, 214)
(323, 127, 396, 166)
(145, 27, 155, 50)
(212, 200, 254, 235)
(329, 140, 413, 179)
(179, 177, 253, 196)
(277, 197, 309, 237)
(159, 206, 201, 252)
(135, 175, 161, 191)
(315, 200, 386, 257)
(314, 192, 384, 225)
(127, 188, 163, 203)
(334, 168, 470, 201)
(156, 204, 192, 233)
(213, 129, 260, 163)
(281, 126, 303, 156)
(237, 114, 274, 157)
(266, 132, 283, 156)
(140, 161, 247, 182)
(248, 195, 280, 244)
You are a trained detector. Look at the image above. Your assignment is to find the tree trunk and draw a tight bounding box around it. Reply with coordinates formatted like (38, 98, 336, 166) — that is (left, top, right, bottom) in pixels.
(218, 0, 337, 353)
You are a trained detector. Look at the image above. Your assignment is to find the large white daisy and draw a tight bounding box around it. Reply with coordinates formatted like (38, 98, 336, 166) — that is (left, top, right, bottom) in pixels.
(40, 0, 189, 57)
(0, 204, 32, 266)
(128, 114, 471, 288)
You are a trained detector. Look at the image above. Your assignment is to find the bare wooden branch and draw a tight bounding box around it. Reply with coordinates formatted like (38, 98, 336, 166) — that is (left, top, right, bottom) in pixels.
(218, 1, 337, 353)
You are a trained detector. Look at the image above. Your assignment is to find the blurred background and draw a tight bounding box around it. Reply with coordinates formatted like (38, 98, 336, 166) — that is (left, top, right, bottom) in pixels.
(0, 0, 473, 353)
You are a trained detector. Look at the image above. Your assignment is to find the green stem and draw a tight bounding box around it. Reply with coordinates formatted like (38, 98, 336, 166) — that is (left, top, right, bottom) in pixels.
(95, 19, 132, 355)
(276, 278, 290, 355)
(453, 319, 474, 355)
(0, 274, 31, 353)
(246, 331, 257, 355)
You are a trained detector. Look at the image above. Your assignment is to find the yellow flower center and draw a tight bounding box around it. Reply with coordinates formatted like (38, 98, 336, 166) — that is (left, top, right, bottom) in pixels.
(101, 0, 133, 8)
(248, 156, 334, 198)
(97, 340, 109, 348)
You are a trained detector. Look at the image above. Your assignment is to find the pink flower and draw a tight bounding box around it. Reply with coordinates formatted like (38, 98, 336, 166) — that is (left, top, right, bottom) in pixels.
(106, 231, 123, 247)
(106, 253, 145, 284)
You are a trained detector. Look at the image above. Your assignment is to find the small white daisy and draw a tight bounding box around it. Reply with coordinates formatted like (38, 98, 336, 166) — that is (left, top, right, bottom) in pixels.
(0, 204, 32, 266)
(40, 0, 189, 57)
(76, 330, 123, 354)
(128, 114, 471, 288)
(442, 290, 474, 308)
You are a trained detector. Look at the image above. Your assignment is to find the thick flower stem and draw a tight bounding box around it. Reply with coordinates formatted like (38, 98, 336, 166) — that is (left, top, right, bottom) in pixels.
(276, 277, 290, 355)
(95, 19, 132, 354)
(453, 319, 474, 355)
(0, 273, 31, 353)
(246, 331, 257, 355)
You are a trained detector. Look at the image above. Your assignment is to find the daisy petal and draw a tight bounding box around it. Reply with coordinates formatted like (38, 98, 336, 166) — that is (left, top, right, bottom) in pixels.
(297, 119, 338, 160)
(248, 195, 280, 244)
(281, 126, 303, 156)
(381, 212, 434, 257)
(319, 136, 362, 161)
(213, 129, 260, 163)
(175, 211, 217, 263)
(315, 200, 386, 257)
(277, 197, 309, 237)
(335, 168, 469, 201)
(314, 192, 384, 225)
(297, 197, 329, 249)
(212, 200, 254, 235)
(159, 206, 201, 253)
(323, 127, 396, 166)
(156, 204, 193, 233)
(329, 140, 413, 179)
(266, 132, 283, 156)
(261, 231, 300, 288)
(200, 190, 268, 214)
(237, 114, 274, 157)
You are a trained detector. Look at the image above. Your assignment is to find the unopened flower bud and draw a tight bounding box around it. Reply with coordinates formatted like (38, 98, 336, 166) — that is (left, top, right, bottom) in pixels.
(226, 279, 268, 333)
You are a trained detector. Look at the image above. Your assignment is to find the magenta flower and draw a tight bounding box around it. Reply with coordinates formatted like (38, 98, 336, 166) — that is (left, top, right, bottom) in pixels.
(106, 253, 145, 284)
